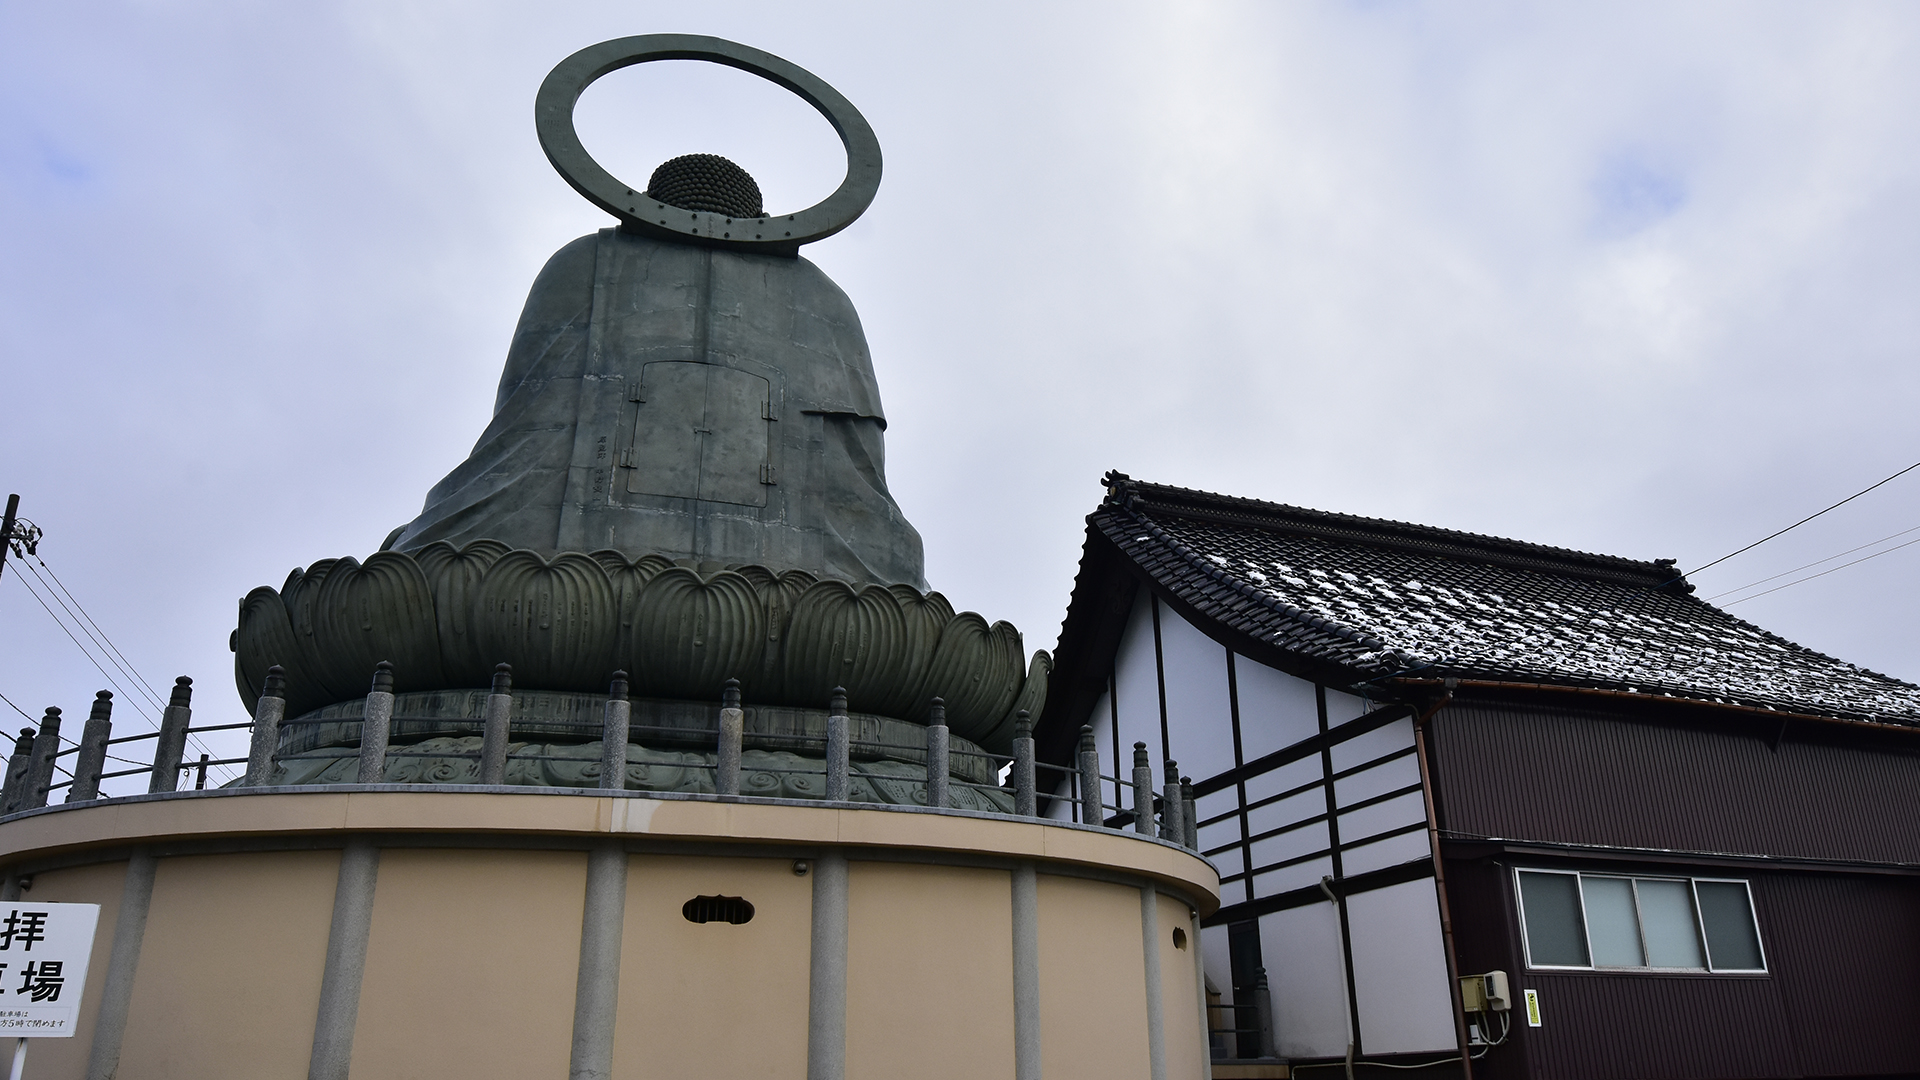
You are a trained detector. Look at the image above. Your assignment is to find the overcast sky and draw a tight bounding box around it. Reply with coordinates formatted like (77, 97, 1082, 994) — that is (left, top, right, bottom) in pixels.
(4, 3, 1917, 777)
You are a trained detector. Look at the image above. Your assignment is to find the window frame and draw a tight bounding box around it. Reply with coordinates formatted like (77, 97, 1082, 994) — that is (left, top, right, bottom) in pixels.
(1512, 867, 1767, 975)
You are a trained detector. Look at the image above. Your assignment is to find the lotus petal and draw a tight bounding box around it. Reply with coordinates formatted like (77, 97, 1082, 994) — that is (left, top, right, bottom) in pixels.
(887, 585, 955, 713)
(589, 550, 668, 665)
(781, 581, 922, 715)
(915, 614, 1026, 743)
(469, 551, 618, 690)
(630, 567, 765, 700)
(310, 552, 444, 696)
(235, 586, 309, 714)
(975, 650, 1053, 753)
(416, 540, 511, 686)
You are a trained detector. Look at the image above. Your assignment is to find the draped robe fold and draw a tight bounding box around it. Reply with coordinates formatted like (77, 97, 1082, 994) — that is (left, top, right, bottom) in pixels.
(387, 229, 927, 591)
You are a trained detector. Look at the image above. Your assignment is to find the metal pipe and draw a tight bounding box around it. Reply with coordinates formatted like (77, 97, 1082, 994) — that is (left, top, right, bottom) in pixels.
(1411, 682, 1473, 1080)
(716, 678, 743, 796)
(1011, 710, 1036, 817)
(479, 664, 513, 785)
(1077, 725, 1102, 827)
(356, 662, 395, 784)
(1132, 742, 1154, 835)
(66, 691, 113, 802)
(825, 688, 850, 801)
(599, 671, 630, 790)
(149, 678, 193, 794)
(924, 698, 949, 809)
(244, 666, 287, 787)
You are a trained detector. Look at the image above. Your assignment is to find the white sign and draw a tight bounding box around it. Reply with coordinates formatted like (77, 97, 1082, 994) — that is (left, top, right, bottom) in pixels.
(0, 903, 100, 1038)
(1523, 988, 1542, 1028)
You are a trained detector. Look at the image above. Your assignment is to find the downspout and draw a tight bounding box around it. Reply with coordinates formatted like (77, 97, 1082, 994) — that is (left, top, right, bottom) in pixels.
(1411, 679, 1472, 1080)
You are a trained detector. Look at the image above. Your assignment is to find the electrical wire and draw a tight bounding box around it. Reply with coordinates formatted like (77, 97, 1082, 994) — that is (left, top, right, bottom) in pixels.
(4, 571, 153, 722)
(1705, 523, 1920, 602)
(2, 557, 230, 783)
(27, 553, 224, 767)
(19, 558, 166, 714)
(0, 690, 34, 724)
(1688, 459, 1920, 576)
(23, 554, 229, 774)
(1720, 534, 1920, 608)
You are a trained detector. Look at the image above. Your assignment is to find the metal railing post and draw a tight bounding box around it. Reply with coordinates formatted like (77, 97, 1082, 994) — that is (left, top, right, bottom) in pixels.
(1, 729, 32, 813)
(1131, 742, 1154, 835)
(66, 691, 113, 802)
(1182, 776, 1198, 850)
(1159, 758, 1184, 844)
(715, 678, 743, 796)
(244, 666, 286, 787)
(24, 707, 62, 809)
(1076, 725, 1101, 827)
(357, 662, 395, 784)
(1254, 966, 1277, 1058)
(149, 677, 193, 794)
(825, 687, 850, 801)
(1012, 710, 1036, 817)
(479, 663, 513, 785)
(924, 698, 949, 809)
(600, 670, 630, 790)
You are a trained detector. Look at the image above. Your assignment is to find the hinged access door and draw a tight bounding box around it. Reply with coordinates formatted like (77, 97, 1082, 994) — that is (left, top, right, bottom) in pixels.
(622, 361, 775, 507)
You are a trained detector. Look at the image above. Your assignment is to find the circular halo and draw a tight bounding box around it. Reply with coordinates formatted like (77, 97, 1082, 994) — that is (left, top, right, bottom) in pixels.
(535, 34, 881, 256)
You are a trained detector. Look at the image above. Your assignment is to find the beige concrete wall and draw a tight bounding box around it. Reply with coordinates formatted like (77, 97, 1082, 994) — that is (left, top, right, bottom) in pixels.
(112, 851, 338, 1080)
(610, 854, 812, 1079)
(348, 849, 586, 1080)
(1157, 890, 1208, 1079)
(19, 860, 125, 1080)
(845, 861, 1016, 1080)
(0, 792, 1220, 1079)
(1036, 872, 1151, 1080)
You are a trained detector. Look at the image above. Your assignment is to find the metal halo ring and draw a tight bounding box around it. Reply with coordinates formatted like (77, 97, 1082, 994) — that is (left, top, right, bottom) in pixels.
(535, 34, 881, 256)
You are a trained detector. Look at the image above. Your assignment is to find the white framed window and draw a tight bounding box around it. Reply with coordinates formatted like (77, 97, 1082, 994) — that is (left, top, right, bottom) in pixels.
(1514, 869, 1766, 973)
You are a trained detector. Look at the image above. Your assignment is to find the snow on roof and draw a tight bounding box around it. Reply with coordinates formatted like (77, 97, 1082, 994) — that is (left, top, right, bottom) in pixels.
(1093, 474, 1920, 726)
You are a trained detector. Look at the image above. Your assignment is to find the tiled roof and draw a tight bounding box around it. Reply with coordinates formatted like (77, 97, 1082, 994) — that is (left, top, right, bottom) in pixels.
(1093, 473, 1920, 726)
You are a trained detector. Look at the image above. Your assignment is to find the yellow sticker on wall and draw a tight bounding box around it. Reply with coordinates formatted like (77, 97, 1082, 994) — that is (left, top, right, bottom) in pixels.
(1524, 988, 1542, 1028)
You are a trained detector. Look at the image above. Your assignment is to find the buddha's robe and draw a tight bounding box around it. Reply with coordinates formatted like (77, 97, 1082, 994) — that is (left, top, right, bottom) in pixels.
(386, 229, 926, 590)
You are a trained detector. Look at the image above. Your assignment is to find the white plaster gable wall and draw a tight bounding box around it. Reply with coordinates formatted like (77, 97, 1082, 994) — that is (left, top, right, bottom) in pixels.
(1346, 880, 1459, 1054)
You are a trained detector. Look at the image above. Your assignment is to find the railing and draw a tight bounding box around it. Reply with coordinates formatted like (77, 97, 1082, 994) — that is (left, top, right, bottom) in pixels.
(0, 662, 1204, 852)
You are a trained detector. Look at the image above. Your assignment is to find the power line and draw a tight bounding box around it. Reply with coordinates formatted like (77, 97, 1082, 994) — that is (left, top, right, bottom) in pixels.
(34, 556, 174, 714)
(5, 571, 154, 722)
(0, 690, 34, 724)
(1720, 534, 1920, 608)
(18, 559, 165, 714)
(4, 555, 231, 782)
(1689, 459, 1920, 576)
(1705, 523, 1920, 602)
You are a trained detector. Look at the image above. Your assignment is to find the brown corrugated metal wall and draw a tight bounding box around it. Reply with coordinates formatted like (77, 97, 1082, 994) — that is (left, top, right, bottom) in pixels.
(1431, 698, 1920, 863)
(1433, 698, 1920, 1079)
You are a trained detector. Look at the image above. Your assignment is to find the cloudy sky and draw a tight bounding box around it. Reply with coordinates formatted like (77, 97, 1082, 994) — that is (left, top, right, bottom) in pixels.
(4, 2, 1917, 778)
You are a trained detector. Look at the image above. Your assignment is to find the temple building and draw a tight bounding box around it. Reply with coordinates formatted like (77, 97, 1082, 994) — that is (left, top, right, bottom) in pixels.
(1040, 473, 1920, 1079)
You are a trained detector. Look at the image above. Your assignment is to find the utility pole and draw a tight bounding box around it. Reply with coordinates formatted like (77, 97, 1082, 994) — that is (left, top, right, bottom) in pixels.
(0, 494, 17, 584)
